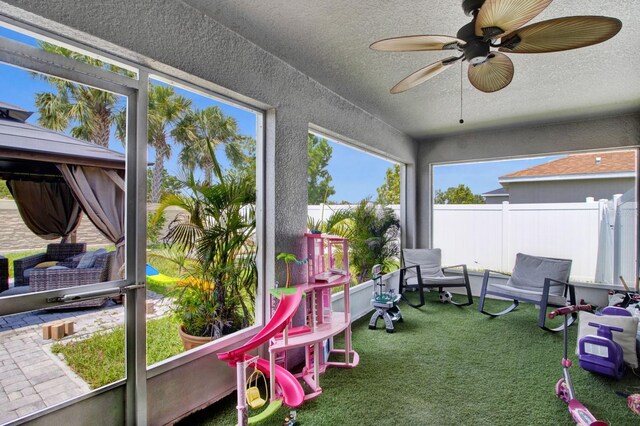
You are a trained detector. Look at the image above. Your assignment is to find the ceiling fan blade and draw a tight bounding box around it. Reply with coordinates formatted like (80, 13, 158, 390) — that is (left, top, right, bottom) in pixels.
(498, 16, 622, 53)
(390, 57, 459, 94)
(468, 52, 514, 93)
(370, 35, 464, 52)
(476, 0, 552, 40)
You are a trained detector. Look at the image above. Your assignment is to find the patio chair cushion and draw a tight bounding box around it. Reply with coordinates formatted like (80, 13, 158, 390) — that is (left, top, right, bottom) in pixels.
(508, 253, 571, 296)
(47, 265, 69, 270)
(76, 249, 107, 269)
(76, 251, 97, 269)
(23, 268, 36, 280)
(487, 282, 567, 306)
(35, 261, 58, 268)
(406, 275, 466, 286)
(66, 253, 86, 263)
(576, 311, 639, 368)
(403, 248, 445, 278)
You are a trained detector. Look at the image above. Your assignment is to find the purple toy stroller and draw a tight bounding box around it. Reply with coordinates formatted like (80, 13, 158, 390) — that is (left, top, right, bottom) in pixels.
(578, 306, 629, 380)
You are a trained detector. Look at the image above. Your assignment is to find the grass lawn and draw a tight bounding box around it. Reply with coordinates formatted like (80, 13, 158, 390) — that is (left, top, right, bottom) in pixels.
(179, 292, 640, 425)
(52, 314, 183, 389)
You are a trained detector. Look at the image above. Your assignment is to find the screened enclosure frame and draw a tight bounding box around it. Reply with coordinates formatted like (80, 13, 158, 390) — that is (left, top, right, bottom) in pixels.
(0, 14, 268, 425)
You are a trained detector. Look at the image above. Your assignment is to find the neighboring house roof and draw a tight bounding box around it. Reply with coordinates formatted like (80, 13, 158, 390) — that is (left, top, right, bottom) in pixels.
(499, 151, 635, 184)
(482, 187, 509, 197)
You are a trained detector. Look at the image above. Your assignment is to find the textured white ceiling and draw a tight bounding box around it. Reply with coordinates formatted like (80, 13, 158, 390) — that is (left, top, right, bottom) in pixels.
(184, 0, 640, 139)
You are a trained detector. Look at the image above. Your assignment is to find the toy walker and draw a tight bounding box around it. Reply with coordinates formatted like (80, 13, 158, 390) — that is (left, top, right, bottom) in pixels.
(578, 306, 628, 380)
(549, 305, 609, 426)
(369, 264, 403, 333)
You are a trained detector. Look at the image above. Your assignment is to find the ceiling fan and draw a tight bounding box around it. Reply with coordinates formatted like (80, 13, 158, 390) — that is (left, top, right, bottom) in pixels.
(370, 0, 622, 94)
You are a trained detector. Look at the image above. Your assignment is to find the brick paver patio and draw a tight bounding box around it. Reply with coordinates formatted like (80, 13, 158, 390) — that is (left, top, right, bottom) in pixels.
(0, 291, 170, 423)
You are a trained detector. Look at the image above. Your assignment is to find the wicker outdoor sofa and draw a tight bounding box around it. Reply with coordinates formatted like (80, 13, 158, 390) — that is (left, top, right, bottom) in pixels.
(13, 243, 87, 286)
(11, 244, 114, 308)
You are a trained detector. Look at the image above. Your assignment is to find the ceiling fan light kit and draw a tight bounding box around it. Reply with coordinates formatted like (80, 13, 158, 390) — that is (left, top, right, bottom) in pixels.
(371, 0, 622, 94)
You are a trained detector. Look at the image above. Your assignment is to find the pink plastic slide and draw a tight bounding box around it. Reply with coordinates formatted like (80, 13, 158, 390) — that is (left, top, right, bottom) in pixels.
(253, 357, 305, 407)
(217, 287, 305, 407)
(218, 287, 303, 364)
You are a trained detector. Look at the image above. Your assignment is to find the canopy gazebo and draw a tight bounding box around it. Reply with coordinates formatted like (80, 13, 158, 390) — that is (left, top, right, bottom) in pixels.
(0, 102, 126, 287)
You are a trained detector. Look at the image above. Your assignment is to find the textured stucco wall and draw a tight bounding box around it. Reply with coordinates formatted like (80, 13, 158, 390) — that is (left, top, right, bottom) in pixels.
(417, 113, 640, 246)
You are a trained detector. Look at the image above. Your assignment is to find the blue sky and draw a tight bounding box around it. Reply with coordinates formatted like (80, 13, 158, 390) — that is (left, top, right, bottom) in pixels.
(433, 156, 562, 195)
(0, 25, 561, 202)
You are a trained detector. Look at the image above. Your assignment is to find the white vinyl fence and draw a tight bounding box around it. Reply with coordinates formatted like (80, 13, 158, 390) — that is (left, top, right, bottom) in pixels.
(310, 199, 634, 285)
(433, 199, 634, 284)
(307, 204, 400, 224)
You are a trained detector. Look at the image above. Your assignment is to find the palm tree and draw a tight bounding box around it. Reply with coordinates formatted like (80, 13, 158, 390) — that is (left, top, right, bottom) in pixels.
(173, 106, 244, 183)
(114, 84, 192, 202)
(34, 42, 130, 147)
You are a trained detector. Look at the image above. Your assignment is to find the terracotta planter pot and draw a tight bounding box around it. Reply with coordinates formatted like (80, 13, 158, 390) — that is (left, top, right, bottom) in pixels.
(178, 324, 213, 350)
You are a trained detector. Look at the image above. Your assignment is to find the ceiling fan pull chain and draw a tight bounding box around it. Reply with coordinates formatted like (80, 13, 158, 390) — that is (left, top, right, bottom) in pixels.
(459, 60, 464, 124)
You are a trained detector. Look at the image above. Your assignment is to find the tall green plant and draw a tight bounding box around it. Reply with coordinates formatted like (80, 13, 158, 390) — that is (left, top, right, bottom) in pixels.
(154, 142, 257, 338)
(333, 199, 400, 283)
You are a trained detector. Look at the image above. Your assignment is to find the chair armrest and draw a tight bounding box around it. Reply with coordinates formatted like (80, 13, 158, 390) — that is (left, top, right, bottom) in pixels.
(545, 278, 569, 287)
(14, 253, 47, 271)
(480, 268, 512, 293)
(398, 264, 422, 292)
(442, 264, 468, 274)
(399, 264, 421, 273)
(442, 263, 466, 270)
(483, 269, 511, 277)
(14, 253, 48, 285)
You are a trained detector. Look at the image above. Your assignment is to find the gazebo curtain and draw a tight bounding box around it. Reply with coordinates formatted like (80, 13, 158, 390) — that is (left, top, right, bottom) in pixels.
(6, 180, 82, 241)
(58, 164, 125, 275)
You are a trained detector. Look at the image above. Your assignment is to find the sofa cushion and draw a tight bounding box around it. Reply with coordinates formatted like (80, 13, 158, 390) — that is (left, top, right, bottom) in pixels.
(23, 268, 35, 279)
(488, 282, 567, 306)
(406, 275, 466, 286)
(77, 251, 98, 269)
(508, 253, 571, 295)
(35, 261, 58, 268)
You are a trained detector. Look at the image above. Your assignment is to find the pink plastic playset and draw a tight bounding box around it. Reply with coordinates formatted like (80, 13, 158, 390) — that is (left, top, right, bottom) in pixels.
(218, 233, 359, 425)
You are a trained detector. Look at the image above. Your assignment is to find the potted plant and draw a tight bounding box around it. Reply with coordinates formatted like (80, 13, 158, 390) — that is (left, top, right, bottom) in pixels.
(154, 143, 257, 350)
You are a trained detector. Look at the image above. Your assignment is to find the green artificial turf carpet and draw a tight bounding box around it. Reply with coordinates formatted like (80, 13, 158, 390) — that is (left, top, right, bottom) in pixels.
(179, 293, 640, 425)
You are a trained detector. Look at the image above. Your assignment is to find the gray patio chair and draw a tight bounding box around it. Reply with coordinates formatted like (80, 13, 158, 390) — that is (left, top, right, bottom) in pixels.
(398, 248, 473, 308)
(13, 243, 86, 286)
(478, 253, 576, 332)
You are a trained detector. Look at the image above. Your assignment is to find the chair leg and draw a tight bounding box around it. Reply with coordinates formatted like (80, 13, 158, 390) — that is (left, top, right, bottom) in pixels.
(449, 288, 473, 307)
(479, 300, 519, 317)
(401, 291, 425, 309)
(450, 267, 473, 307)
(538, 308, 576, 332)
(539, 282, 577, 332)
(400, 276, 426, 309)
